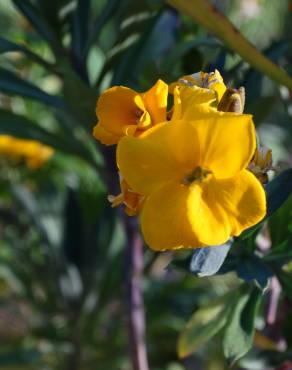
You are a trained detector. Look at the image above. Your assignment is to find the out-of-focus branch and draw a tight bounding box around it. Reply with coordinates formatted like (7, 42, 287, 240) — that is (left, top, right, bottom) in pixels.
(125, 217, 149, 370)
(168, 0, 292, 90)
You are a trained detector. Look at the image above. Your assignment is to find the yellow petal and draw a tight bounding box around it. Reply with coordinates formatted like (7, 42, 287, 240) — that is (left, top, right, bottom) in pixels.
(140, 170, 266, 251)
(140, 179, 231, 250)
(117, 121, 202, 195)
(211, 170, 266, 237)
(93, 123, 120, 145)
(187, 113, 256, 178)
(142, 79, 168, 124)
(172, 85, 216, 120)
(96, 86, 145, 136)
(206, 69, 226, 102)
(140, 181, 202, 250)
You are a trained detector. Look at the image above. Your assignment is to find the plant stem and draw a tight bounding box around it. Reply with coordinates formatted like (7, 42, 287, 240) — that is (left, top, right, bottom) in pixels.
(125, 217, 149, 370)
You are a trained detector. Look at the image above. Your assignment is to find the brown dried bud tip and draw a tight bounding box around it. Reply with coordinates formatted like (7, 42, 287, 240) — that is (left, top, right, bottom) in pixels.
(217, 87, 245, 114)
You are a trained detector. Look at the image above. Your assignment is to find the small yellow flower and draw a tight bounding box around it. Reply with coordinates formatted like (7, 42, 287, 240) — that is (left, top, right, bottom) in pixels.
(108, 175, 145, 216)
(0, 135, 53, 169)
(93, 79, 168, 145)
(117, 113, 266, 251)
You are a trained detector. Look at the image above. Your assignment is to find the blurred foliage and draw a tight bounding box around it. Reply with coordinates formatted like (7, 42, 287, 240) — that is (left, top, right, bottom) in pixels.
(0, 0, 291, 369)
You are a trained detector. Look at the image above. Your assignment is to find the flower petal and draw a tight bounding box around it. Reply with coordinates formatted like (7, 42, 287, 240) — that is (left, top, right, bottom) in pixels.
(210, 170, 266, 237)
(96, 86, 145, 136)
(171, 84, 217, 120)
(117, 121, 202, 195)
(140, 170, 266, 251)
(140, 179, 232, 250)
(93, 123, 120, 145)
(142, 79, 168, 124)
(190, 113, 256, 178)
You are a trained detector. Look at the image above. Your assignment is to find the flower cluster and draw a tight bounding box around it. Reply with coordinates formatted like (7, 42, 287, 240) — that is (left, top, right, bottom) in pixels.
(93, 70, 268, 251)
(0, 135, 53, 169)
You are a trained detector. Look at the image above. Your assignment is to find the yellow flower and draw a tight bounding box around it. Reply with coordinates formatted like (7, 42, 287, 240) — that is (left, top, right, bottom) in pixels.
(117, 113, 266, 251)
(0, 135, 53, 169)
(108, 175, 145, 216)
(93, 79, 168, 145)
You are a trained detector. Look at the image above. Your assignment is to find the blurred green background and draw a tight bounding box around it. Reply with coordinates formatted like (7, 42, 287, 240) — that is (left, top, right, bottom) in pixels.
(0, 0, 291, 369)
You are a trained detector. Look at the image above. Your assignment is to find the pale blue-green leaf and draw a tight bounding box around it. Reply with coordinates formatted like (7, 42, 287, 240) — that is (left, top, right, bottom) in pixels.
(190, 240, 232, 277)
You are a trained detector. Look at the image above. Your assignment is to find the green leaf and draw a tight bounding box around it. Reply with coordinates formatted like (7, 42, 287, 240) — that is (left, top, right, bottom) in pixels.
(71, 0, 90, 61)
(223, 285, 262, 364)
(0, 67, 65, 109)
(265, 169, 292, 216)
(61, 63, 97, 129)
(277, 271, 292, 300)
(85, 0, 122, 55)
(178, 295, 231, 358)
(11, 0, 62, 54)
(264, 240, 292, 268)
(168, 0, 292, 90)
(237, 256, 273, 291)
(0, 37, 54, 71)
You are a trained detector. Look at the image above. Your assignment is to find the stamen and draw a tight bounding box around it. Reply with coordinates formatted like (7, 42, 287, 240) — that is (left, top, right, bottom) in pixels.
(135, 109, 143, 118)
(182, 166, 212, 185)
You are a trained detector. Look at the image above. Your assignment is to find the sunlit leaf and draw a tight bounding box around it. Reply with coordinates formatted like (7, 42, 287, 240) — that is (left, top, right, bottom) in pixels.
(178, 295, 231, 358)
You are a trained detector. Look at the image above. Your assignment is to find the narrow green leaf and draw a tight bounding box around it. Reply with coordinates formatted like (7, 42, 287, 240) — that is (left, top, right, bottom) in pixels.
(11, 0, 62, 54)
(223, 285, 262, 364)
(0, 67, 65, 109)
(265, 169, 292, 216)
(71, 0, 90, 60)
(85, 0, 121, 55)
(178, 295, 231, 358)
(61, 63, 97, 129)
(0, 37, 54, 70)
(168, 0, 292, 90)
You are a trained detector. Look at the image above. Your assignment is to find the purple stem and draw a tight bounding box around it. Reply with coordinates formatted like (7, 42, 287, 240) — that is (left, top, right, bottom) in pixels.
(267, 277, 281, 325)
(125, 217, 149, 370)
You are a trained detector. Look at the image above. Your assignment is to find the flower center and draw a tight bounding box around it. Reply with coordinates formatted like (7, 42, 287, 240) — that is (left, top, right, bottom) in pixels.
(135, 109, 143, 119)
(182, 166, 212, 185)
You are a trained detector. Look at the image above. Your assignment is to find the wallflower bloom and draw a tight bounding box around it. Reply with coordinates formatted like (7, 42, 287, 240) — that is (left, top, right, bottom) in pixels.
(93, 79, 168, 145)
(117, 113, 266, 250)
(0, 135, 53, 169)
